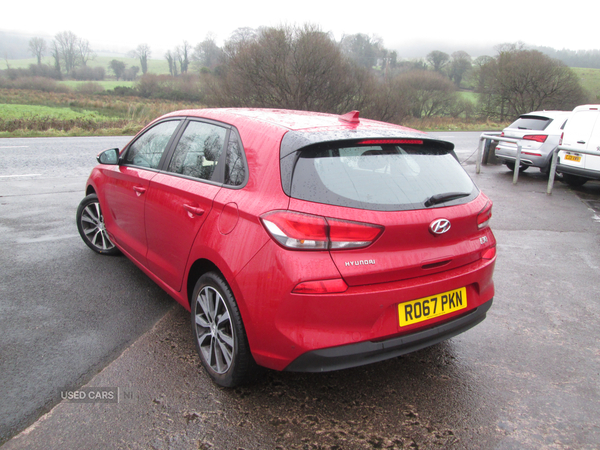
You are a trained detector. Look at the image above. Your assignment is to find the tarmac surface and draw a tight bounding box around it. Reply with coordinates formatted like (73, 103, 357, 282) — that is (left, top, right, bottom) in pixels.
(2, 134, 600, 449)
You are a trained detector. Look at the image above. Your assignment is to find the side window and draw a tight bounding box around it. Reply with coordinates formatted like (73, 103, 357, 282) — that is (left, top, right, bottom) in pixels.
(167, 121, 227, 181)
(225, 132, 246, 186)
(124, 120, 181, 169)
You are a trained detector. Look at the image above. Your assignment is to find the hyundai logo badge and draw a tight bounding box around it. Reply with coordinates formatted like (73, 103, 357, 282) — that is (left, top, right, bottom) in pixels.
(430, 218, 451, 235)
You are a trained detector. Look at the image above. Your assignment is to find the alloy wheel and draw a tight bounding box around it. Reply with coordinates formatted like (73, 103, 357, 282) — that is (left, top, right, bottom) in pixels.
(193, 286, 235, 374)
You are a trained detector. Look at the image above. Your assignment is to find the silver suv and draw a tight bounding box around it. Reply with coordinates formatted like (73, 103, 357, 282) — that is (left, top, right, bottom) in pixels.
(495, 111, 571, 174)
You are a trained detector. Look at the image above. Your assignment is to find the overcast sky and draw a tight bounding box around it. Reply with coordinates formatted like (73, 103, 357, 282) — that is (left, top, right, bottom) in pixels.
(4, 0, 599, 58)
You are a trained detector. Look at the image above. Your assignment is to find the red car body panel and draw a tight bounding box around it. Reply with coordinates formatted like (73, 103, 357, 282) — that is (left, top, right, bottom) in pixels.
(84, 108, 496, 373)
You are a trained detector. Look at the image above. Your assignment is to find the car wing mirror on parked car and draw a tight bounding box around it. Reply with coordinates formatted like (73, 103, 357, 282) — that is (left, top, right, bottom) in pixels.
(97, 148, 119, 165)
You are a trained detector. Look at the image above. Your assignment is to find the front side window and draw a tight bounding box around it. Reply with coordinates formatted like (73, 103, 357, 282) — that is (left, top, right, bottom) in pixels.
(167, 121, 227, 181)
(290, 140, 477, 211)
(124, 120, 181, 169)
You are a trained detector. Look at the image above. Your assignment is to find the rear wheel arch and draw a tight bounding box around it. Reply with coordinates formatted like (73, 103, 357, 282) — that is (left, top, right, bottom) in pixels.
(187, 259, 221, 308)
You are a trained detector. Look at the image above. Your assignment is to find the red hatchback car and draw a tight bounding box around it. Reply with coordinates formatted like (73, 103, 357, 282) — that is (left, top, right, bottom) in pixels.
(76, 108, 496, 387)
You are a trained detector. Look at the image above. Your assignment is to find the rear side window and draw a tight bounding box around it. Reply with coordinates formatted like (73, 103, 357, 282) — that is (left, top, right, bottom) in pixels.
(509, 116, 551, 131)
(290, 140, 476, 211)
(167, 121, 227, 181)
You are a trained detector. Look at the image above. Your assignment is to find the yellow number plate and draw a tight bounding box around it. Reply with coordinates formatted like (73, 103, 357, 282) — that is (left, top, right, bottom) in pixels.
(565, 154, 582, 162)
(399, 287, 467, 327)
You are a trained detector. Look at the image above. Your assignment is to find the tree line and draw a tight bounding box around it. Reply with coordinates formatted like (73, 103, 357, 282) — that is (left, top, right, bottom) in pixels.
(153, 25, 589, 122)
(1, 26, 592, 123)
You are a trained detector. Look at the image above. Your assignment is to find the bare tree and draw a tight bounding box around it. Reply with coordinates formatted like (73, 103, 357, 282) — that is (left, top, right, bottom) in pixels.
(54, 31, 79, 74)
(448, 51, 472, 88)
(176, 41, 191, 74)
(52, 31, 92, 75)
(426, 50, 450, 73)
(395, 70, 457, 118)
(50, 40, 61, 75)
(228, 27, 258, 46)
(476, 47, 587, 119)
(192, 35, 225, 71)
(209, 24, 370, 113)
(28, 37, 47, 65)
(77, 38, 94, 66)
(3, 51, 10, 70)
(132, 44, 151, 74)
(340, 33, 384, 69)
(165, 50, 177, 76)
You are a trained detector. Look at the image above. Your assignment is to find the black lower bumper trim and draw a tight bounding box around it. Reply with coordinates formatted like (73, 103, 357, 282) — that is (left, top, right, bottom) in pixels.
(557, 164, 600, 180)
(284, 299, 493, 372)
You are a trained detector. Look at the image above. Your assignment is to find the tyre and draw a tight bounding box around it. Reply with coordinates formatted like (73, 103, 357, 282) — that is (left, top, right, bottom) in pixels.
(505, 162, 528, 172)
(562, 173, 587, 187)
(76, 194, 120, 255)
(191, 272, 255, 387)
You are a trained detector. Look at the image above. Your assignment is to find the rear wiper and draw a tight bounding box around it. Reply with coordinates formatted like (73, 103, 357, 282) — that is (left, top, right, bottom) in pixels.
(424, 192, 470, 207)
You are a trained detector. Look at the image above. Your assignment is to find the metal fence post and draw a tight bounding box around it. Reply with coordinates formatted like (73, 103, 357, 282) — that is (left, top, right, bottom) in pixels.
(476, 137, 484, 174)
(547, 146, 560, 195)
(513, 141, 522, 184)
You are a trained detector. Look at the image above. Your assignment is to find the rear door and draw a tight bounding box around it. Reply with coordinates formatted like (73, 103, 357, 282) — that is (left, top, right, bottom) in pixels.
(144, 119, 228, 291)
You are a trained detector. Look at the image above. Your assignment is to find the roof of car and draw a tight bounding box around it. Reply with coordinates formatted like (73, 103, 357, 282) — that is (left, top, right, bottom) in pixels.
(572, 104, 600, 112)
(520, 110, 571, 118)
(157, 108, 455, 161)
(161, 108, 421, 134)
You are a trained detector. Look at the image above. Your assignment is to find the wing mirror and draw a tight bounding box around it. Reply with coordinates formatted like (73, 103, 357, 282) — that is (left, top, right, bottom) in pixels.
(97, 148, 119, 165)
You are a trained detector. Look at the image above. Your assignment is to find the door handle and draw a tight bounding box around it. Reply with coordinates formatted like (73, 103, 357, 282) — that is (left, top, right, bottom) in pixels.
(577, 140, 586, 144)
(133, 186, 146, 196)
(183, 204, 205, 217)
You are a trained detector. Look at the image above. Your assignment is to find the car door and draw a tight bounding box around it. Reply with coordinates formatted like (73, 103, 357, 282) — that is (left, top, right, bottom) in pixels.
(144, 119, 228, 291)
(102, 119, 182, 265)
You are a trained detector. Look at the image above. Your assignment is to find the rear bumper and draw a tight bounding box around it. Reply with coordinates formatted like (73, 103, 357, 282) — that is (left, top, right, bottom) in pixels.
(495, 144, 550, 169)
(284, 298, 493, 372)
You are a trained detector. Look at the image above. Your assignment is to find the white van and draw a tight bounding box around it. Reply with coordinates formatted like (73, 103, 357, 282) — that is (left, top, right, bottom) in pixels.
(557, 104, 600, 186)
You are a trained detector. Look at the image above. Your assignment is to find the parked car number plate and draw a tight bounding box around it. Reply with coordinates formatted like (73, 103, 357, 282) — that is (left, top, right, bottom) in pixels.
(399, 287, 467, 327)
(564, 154, 582, 162)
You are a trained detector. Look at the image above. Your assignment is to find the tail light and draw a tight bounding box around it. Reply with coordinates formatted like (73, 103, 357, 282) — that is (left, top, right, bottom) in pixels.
(559, 131, 564, 145)
(523, 134, 548, 143)
(261, 211, 383, 250)
(477, 202, 492, 229)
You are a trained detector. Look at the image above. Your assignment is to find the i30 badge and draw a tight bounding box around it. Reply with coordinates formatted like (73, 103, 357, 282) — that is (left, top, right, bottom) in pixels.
(430, 218, 451, 235)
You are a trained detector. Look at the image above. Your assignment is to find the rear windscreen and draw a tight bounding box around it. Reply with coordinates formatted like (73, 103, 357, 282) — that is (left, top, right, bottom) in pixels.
(509, 116, 552, 130)
(289, 141, 477, 211)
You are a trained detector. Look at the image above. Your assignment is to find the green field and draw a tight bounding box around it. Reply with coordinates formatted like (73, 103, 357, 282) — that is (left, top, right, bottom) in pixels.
(0, 103, 129, 136)
(0, 103, 115, 120)
(0, 88, 203, 137)
(573, 67, 600, 100)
